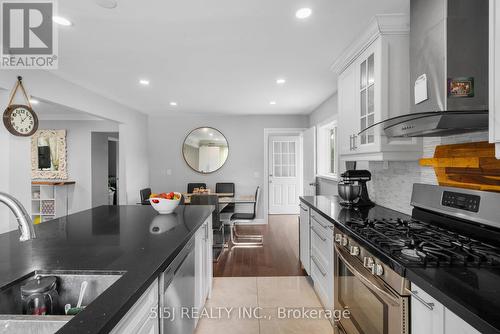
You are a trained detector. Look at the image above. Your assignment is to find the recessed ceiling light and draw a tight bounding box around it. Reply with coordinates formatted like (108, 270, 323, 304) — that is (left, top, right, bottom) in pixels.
(270, 101, 277, 105)
(53, 16, 72, 26)
(95, 0, 118, 9)
(29, 99, 39, 105)
(169, 102, 178, 106)
(276, 78, 286, 85)
(295, 8, 312, 19)
(139, 79, 150, 86)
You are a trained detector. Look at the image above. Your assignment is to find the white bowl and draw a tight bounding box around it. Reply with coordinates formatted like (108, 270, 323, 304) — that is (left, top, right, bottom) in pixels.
(149, 194, 181, 214)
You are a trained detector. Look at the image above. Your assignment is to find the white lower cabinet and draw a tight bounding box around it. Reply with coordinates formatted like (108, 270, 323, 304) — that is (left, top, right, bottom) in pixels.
(411, 283, 444, 334)
(444, 310, 481, 334)
(411, 283, 480, 334)
(195, 216, 213, 320)
(299, 203, 311, 274)
(110, 279, 159, 334)
(309, 209, 334, 309)
(111, 217, 213, 334)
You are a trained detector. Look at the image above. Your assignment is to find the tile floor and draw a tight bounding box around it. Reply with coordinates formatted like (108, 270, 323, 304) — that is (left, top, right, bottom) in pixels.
(195, 276, 335, 334)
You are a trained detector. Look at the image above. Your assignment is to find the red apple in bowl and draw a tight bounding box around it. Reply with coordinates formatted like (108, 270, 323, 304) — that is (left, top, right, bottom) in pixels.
(149, 192, 182, 214)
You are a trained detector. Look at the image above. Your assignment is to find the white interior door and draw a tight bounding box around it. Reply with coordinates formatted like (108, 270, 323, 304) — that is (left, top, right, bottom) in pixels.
(268, 136, 300, 214)
(302, 127, 316, 196)
(199, 146, 219, 172)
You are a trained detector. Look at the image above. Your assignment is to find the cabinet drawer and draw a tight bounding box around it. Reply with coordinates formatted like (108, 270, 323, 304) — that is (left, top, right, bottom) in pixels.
(299, 203, 310, 213)
(310, 248, 331, 308)
(311, 226, 332, 264)
(310, 211, 333, 240)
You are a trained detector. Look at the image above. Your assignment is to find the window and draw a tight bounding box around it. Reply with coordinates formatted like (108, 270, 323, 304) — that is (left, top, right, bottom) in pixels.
(317, 121, 338, 179)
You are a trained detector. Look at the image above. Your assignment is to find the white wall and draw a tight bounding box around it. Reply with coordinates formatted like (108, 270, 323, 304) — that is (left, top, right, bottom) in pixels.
(309, 93, 338, 127)
(0, 71, 150, 234)
(0, 90, 32, 233)
(308, 92, 339, 195)
(148, 114, 308, 220)
(42, 121, 118, 214)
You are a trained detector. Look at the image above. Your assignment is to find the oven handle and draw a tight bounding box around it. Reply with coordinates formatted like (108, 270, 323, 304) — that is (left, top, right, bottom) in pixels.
(335, 244, 400, 307)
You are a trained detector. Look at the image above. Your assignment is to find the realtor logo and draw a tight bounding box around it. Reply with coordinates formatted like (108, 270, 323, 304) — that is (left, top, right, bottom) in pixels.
(0, 0, 58, 69)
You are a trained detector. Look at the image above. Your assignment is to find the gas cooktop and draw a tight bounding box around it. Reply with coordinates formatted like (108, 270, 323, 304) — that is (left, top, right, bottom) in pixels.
(346, 217, 500, 268)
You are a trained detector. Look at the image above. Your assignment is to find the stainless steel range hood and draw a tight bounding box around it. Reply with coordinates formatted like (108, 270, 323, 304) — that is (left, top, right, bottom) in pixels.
(361, 0, 489, 138)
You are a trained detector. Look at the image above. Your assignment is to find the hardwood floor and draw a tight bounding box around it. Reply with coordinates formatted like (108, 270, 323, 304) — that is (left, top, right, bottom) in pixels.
(213, 215, 307, 277)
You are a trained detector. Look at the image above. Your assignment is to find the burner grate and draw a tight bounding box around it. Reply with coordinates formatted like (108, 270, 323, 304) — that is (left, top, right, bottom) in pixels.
(346, 217, 500, 268)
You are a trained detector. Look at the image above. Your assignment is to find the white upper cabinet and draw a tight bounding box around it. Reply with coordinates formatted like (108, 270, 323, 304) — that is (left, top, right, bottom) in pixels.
(490, 0, 500, 158)
(332, 15, 422, 161)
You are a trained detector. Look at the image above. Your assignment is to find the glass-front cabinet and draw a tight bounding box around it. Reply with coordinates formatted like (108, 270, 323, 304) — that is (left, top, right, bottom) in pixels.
(359, 53, 375, 146)
(334, 15, 421, 162)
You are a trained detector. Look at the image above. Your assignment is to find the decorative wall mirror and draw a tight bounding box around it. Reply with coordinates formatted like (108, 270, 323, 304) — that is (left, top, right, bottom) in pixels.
(31, 129, 68, 179)
(182, 127, 229, 174)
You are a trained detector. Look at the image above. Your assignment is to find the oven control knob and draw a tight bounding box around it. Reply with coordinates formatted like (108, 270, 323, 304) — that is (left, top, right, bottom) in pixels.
(349, 245, 360, 256)
(335, 234, 342, 243)
(372, 263, 384, 276)
(363, 257, 374, 269)
(341, 236, 348, 247)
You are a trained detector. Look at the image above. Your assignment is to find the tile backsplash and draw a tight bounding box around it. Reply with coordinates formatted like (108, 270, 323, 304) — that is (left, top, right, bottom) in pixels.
(367, 132, 489, 215)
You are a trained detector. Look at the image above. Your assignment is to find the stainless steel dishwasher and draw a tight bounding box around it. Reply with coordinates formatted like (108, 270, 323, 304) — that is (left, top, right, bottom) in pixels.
(160, 238, 196, 334)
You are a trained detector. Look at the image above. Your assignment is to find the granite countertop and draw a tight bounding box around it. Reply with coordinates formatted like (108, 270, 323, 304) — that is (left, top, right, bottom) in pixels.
(300, 195, 500, 334)
(0, 205, 213, 334)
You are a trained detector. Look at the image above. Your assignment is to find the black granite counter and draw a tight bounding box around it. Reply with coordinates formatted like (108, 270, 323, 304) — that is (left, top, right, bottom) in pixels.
(0, 205, 213, 334)
(300, 195, 500, 334)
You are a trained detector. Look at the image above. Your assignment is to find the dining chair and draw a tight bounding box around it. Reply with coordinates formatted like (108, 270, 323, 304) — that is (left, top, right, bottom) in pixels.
(229, 186, 263, 246)
(140, 188, 152, 205)
(216, 183, 235, 221)
(187, 183, 207, 194)
(190, 194, 225, 261)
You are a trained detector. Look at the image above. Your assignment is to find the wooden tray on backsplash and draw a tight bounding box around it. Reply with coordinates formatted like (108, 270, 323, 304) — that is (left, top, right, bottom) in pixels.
(420, 141, 500, 192)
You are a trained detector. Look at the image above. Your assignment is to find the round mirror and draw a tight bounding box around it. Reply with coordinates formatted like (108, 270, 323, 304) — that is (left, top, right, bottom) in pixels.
(182, 127, 229, 174)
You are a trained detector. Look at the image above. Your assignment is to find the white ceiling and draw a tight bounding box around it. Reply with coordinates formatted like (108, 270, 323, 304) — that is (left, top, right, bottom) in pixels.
(54, 0, 409, 116)
(33, 98, 105, 121)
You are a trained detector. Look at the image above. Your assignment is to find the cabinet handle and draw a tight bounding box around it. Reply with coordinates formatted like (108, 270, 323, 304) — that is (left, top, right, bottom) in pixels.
(311, 226, 327, 241)
(311, 215, 329, 229)
(205, 223, 209, 241)
(311, 255, 327, 277)
(300, 205, 308, 212)
(353, 135, 357, 149)
(349, 135, 353, 151)
(410, 290, 435, 310)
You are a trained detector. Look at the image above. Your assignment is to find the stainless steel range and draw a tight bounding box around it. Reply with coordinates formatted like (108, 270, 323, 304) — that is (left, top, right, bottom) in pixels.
(333, 183, 500, 334)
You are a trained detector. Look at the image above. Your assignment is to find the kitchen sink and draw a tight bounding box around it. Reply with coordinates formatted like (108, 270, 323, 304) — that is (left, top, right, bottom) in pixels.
(0, 270, 123, 334)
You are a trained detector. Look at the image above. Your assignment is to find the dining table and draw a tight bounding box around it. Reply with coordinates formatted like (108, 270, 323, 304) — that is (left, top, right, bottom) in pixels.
(183, 193, 256, 211)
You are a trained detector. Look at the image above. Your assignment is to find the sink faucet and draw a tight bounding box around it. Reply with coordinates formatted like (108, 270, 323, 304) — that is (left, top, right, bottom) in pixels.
(0, 192, 36, 241)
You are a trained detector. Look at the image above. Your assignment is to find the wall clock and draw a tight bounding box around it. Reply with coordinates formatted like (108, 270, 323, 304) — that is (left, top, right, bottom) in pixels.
(3, 104, 39, 137)
(2, 76, 39, 137)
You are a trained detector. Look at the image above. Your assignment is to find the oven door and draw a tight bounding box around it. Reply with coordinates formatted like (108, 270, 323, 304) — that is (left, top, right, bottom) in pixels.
(334, 244, 409, 334)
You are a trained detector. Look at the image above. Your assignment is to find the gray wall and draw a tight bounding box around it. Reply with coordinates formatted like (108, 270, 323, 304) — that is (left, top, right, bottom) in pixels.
(148, 114, 309, 220)
(308, 92, 339, 196)
(39, 121, 119, 214)
(91, 132, 119, 207)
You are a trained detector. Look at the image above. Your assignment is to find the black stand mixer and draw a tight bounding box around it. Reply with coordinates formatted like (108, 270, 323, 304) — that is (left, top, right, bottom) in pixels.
(338, 170, 375, 207)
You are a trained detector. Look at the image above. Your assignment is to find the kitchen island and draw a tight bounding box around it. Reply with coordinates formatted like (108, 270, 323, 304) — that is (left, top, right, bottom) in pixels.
(300, 195, 500, 334)
(0, 204, 213, 334)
